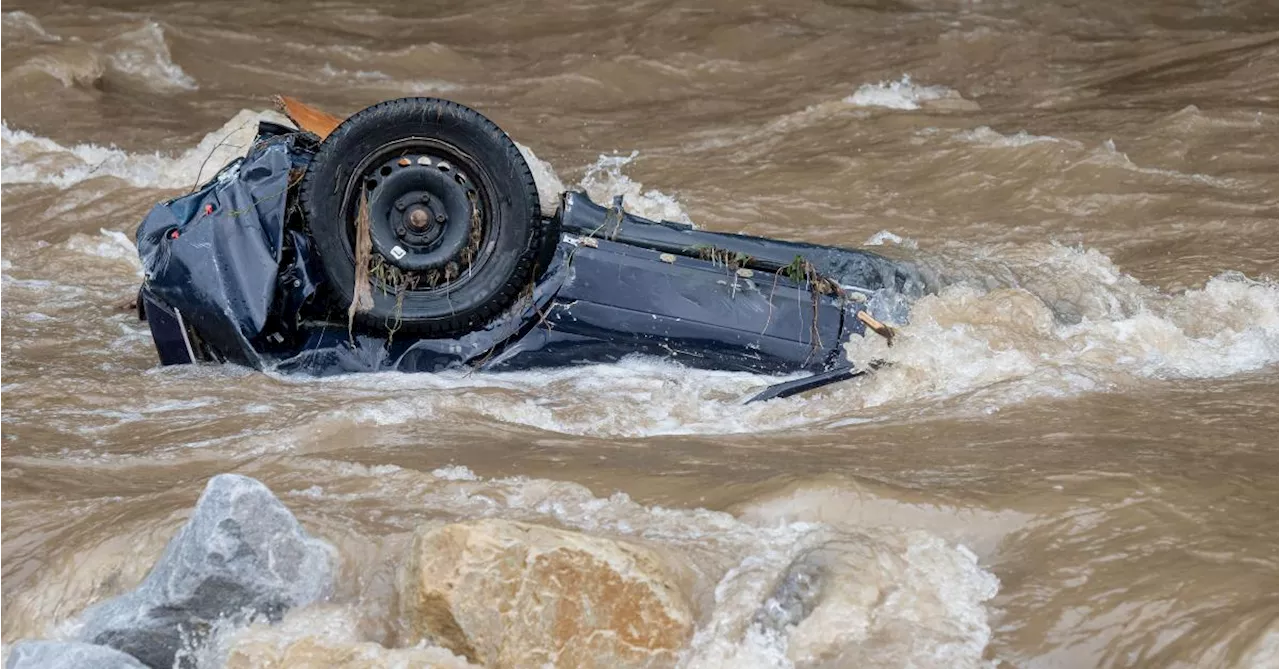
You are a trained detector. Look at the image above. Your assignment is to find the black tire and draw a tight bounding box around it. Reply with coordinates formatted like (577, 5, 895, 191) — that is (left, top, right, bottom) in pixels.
(299, 97, 555, 337)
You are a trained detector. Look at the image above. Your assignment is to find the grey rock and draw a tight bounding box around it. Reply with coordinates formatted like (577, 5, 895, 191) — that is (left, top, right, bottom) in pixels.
(5, 640, 148, 669)
(76, 474, 335, 668)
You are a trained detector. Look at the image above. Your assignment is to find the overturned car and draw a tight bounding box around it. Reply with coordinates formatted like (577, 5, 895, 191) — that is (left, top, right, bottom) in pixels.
(135, 97, 925, 401)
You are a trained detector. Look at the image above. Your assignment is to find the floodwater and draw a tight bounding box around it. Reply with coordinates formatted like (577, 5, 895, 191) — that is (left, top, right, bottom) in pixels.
(1, 0, 1277, 667)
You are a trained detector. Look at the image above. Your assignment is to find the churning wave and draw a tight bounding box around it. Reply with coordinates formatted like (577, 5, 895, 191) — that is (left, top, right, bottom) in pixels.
(844, 74, 973, 111)
(1, 110, 287, 189)
(26, 109, 1280, 441)
(3, 14, 196, 91)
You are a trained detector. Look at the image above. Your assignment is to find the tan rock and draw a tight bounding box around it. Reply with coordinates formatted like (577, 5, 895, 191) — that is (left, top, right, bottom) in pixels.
(225, 637, 474, 669)
(223, 605, 478, 669)
(401, 519, 696, 669)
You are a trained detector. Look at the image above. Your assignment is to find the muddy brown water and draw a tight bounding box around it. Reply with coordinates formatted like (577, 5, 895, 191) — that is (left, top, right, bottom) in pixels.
(1, 1, 1277, 667)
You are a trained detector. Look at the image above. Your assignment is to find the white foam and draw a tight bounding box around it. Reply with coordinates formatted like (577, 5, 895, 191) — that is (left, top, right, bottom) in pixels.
(104, 22, 196, 91)
(844, 75, 965, 111)
(318, 62, 391, 82)
(263, 461, 1001, 669)
(955, 126, 1066, 148)
(579, 150, 692, 223)
(1240, 626, 1279, 669)
(795, 534, 996, 669)
(843, 243, 1279, 413)
(1, 109, 292, 189)
(678, 528, 998, 668)
(270, 358, 814, 438)
(197, 606, 477, 669)
(515, 141, 565, 217)
(864, 230, 917, 248)
(260, 245, 1277, 440)
(432, 465, 480, 482)
(274, 240, 1275, 438)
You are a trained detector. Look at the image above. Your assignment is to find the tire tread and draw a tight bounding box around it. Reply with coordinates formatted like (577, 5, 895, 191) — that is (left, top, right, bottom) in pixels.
(298, 97, 554, 337)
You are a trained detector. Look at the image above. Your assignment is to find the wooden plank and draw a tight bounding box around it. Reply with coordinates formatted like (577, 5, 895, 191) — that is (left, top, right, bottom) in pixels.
(274, 95, 344, 139)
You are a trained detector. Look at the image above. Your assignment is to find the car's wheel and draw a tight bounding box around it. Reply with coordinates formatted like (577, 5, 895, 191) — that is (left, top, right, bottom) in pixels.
(299, 97, 556, 336)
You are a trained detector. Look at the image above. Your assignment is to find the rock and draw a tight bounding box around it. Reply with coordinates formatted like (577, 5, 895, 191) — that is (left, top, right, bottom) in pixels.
(76, 474, 335, 669)
(400, 519, 695, 669)
(225, 637, 474, 669)
(5, 640, 148, 669)
(222, 606, 479, 669)
(762, 532, 998, 669)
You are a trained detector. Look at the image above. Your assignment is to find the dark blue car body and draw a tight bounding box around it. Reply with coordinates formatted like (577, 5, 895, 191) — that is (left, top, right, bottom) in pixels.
(136, 122, 921, 400)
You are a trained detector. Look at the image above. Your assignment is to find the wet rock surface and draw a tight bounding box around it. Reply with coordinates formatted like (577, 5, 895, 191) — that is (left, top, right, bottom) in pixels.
(4, 640, 149, 669)
(763, 532, 998, 668)
(225, 637, 475, 669)
(222, 606, 479, 669)
(74, 474, 335, 668)
(401, 519, 696, 669)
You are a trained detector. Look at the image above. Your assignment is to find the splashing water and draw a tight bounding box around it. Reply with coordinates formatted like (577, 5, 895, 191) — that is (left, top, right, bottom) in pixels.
(103, 22, 197, 92)
(515, 141, 566, 216)
(578, 150, 692, 223)
(1, 109, 291, 189)
(243, 238, 1276, 439)
(13, 108, 1278, 443)
(817, 240, 1276, 420)
(844, 75, 971, 111)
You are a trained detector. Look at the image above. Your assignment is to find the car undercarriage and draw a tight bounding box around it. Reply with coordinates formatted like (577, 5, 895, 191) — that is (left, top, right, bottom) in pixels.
(135, 97, 926, 401)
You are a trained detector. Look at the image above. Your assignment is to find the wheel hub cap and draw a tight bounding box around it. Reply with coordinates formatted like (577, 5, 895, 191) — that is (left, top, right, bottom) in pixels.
(362, 154, 479, 273)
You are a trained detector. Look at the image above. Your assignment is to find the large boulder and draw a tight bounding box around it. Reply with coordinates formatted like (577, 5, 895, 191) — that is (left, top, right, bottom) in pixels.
(5, 640, 148, 669)
(400, 519, 695, 669)
(76, 474, 336, 668)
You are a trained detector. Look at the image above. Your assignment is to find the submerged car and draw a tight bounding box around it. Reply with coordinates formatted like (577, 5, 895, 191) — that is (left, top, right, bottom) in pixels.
(135, 97, 925, 401)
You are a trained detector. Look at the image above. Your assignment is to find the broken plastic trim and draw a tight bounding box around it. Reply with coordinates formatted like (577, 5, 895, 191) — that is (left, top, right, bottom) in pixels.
(747, 364, 869, 403)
